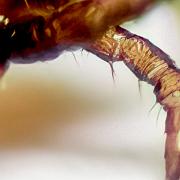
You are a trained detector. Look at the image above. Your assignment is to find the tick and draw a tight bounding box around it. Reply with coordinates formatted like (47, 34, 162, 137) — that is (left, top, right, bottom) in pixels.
(0, 0, 179, 179)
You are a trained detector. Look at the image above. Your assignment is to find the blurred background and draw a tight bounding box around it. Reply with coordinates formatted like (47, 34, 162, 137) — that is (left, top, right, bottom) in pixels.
(0, 1, 180, 180)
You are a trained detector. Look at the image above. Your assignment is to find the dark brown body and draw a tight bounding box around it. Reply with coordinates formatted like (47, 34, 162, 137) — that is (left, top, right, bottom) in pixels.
(0, 0, 153, 66)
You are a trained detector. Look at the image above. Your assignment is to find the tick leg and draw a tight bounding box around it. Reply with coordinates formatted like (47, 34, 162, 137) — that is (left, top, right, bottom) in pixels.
(86, 26, 180, 180)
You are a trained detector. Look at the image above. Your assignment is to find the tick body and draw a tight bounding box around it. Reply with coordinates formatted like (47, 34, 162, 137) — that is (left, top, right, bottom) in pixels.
(0, 0, 179, 179)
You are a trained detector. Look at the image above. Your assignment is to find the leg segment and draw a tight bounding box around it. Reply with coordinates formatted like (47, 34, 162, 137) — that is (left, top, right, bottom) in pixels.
(86, 26, 180, 180)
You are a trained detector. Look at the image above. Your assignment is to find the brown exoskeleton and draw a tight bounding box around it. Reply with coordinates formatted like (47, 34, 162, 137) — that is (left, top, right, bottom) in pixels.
(0, 0, 179, 179)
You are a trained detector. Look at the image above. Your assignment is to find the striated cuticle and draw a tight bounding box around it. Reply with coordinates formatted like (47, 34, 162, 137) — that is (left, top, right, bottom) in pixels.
(90, 26, 180, 107)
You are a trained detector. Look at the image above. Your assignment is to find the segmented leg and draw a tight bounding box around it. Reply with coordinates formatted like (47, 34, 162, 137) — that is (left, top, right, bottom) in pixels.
(0, 0, 177, 179)
(86, 26, 180, 180)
